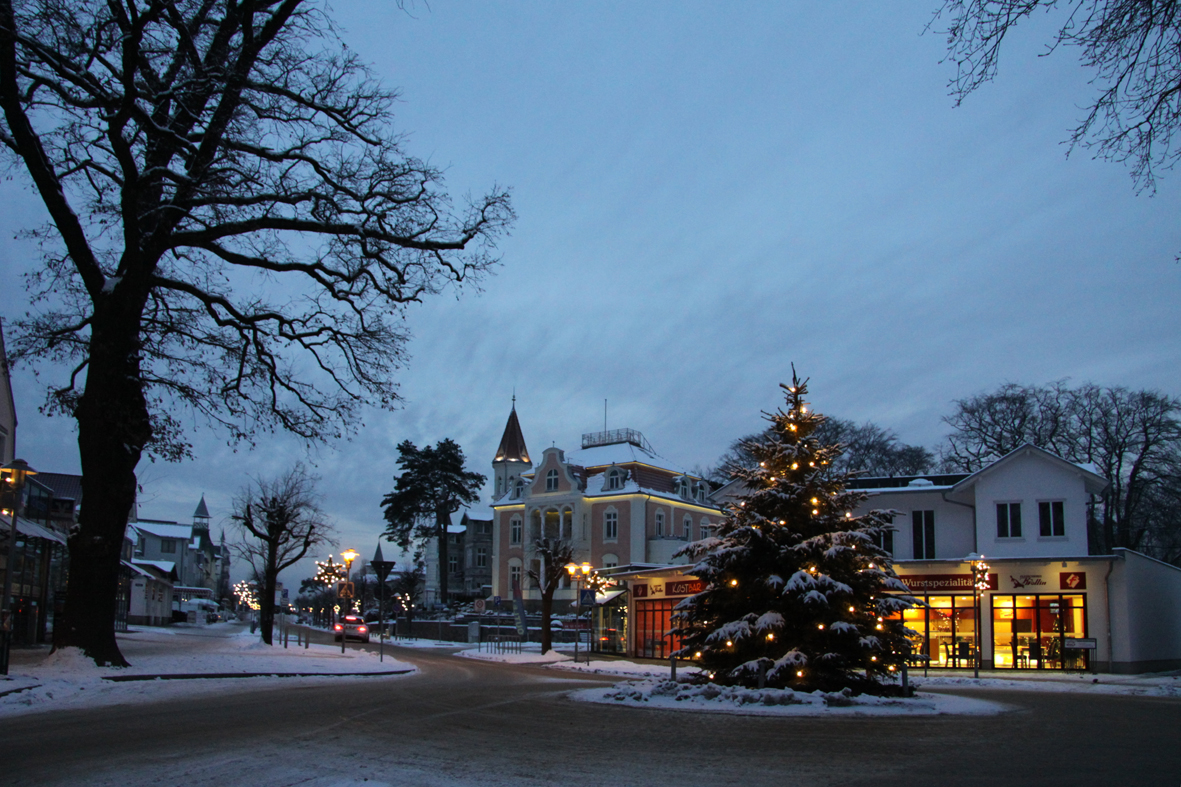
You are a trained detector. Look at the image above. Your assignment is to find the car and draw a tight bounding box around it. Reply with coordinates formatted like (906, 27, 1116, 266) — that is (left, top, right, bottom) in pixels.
(333, 614, 370, 643)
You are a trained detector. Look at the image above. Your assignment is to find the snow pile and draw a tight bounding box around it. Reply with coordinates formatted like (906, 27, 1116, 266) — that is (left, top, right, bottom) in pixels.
(551, 658, 703, 679)
(573, 678, 1007, 716)
(913, 673, 1181, 698)
(458, 647, 571, 665)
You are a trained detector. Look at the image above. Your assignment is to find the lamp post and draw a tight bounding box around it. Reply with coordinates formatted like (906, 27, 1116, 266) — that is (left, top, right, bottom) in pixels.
(1, 459, 36, 676)
(340, 548, 358, 653)
(968, 553, 990, 679)
(564, 561, 591, 664)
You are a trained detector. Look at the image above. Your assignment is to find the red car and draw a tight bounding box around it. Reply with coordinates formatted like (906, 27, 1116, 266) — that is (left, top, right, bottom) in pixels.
(333, 615, 370, 643)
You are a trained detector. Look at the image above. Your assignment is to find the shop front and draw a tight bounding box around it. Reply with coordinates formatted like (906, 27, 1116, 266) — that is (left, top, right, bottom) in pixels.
(893, 563, 1096, 671)
(619, 568, 703, 660)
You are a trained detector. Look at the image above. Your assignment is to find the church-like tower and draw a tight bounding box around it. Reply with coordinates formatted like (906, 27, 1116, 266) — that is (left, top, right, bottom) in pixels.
(492, 399, 531, 500)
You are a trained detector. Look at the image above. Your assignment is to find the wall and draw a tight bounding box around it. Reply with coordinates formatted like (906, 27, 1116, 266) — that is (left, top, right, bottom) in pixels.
(1109, 549, 1181, 673)
(971, 452, 1090, 560)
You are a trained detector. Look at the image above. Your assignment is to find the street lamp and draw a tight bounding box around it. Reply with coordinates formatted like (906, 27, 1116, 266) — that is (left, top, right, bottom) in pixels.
(564, 562, 592, 664)
(967, 553, 991, 679)
(1, 459, 36, 676)
(339, 548, 358, 653)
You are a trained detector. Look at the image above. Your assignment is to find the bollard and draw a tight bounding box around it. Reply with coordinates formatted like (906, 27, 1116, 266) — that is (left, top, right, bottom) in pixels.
(670, 655, 677, 681)
(758, 661, 767, 689)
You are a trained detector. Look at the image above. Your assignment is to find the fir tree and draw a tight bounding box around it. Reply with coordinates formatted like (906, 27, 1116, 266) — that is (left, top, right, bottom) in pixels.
(673, 372, 915, 694)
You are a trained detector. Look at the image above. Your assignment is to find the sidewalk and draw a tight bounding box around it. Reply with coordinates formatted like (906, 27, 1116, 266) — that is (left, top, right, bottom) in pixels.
(0, 621, 415, 717)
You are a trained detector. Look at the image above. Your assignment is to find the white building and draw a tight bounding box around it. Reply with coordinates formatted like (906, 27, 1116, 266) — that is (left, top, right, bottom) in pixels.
(635, 444, 1181, 673)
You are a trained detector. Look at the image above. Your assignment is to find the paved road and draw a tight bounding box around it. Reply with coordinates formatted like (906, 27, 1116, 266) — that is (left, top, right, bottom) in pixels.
(1, 631, 1178, 786)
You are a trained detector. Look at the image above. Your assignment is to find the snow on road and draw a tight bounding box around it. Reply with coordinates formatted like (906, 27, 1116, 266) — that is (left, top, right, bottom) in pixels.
(0, 622, 414, 717)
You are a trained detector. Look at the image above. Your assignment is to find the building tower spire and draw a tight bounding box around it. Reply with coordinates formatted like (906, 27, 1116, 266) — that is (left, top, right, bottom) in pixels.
(492, 398, 532, 501)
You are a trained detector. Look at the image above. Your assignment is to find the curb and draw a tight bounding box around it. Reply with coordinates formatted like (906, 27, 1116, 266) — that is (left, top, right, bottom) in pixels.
(102, 669, 413, 682)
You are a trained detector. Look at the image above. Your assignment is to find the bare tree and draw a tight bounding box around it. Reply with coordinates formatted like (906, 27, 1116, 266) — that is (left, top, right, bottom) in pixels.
(0, 1, 512, 665)
(933, 0, 1181, 192)
(942, 381, 1181, 559)
(526, 538, 574, 655)
(713, 418, 933, 483)
(232, 464, 335, 645)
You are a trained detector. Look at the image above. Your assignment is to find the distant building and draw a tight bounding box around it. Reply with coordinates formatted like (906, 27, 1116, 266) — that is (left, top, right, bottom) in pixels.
(489, 402, 721, 612)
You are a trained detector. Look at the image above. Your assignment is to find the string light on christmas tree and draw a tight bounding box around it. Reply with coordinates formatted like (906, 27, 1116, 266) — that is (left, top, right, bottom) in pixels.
(668, 368, 918, 695)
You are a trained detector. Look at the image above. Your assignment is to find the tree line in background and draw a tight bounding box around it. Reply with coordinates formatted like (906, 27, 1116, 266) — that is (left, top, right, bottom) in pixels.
(712, 381, 1181, 566)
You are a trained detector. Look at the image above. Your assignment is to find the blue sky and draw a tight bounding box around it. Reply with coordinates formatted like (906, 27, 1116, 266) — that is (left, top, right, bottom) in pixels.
(2, 2, 1178, 583)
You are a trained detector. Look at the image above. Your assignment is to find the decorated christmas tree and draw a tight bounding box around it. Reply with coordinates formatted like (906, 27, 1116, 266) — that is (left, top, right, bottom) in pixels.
(673, 371, 915, 694)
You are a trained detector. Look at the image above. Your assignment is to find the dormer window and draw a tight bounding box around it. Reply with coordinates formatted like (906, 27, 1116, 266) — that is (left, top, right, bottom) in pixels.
(606, 468, 625, 491)
(694, 481, 707, 502)
(675, 477, 690, 498)
(546, 469, 559, 492)
(513, 478, 524, 499)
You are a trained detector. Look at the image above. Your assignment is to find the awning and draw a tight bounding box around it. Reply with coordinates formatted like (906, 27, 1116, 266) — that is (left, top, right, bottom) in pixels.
(7, 516, 67, 545)
(594, 589, 627, 606)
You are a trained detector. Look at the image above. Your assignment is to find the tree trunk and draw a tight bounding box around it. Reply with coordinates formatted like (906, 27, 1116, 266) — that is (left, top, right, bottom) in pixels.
(436, 508, 449, 606)
(539, 586, 554, 654)
(53, 311, 151, 666)
(259, 539, 279, 645)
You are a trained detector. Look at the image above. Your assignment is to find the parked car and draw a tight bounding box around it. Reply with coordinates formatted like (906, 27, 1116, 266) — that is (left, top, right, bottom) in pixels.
(334, 615, 370, 643)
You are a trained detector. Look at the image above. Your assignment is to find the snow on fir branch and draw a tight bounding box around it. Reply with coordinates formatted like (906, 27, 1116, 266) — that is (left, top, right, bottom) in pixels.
(670, 368, 919, 695)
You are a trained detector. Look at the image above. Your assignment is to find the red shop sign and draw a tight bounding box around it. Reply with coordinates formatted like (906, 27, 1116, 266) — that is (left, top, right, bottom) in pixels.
(1059, 572, 1087, 590)
(664, 579, 705, 597)
(632, 583, 649, 598)
(898, 573, 999, 592)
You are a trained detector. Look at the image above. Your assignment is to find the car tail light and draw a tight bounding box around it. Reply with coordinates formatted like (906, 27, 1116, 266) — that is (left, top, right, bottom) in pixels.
(334, 624, 343, 630)
(358, 626, 367, 633)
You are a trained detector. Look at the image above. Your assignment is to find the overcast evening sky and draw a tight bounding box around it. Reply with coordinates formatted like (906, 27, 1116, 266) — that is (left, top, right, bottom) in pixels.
(2, 2, 1179, 586)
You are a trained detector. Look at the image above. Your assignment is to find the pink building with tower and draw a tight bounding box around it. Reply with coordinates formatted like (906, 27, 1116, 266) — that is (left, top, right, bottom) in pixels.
(489, 403, 721, 614)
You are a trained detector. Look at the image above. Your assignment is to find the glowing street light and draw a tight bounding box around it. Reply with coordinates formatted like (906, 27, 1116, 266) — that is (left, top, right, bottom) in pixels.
(1, 459, 36, 675)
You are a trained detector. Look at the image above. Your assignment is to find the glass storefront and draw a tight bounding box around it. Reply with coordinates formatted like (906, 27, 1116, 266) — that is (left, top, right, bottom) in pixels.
(992, 594, 1087, 670)
(898, 594, 979, 668)
(634, 599, 683, 659)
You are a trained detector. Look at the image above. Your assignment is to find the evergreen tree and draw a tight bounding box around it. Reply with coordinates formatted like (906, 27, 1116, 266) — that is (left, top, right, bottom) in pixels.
(382, 441, 484, 606)
(674, 372, 915, 694)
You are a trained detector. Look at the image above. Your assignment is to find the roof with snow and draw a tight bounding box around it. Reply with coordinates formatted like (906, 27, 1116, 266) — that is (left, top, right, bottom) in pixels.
(563, 441, 691, 476)
(134, 520, 193, 540)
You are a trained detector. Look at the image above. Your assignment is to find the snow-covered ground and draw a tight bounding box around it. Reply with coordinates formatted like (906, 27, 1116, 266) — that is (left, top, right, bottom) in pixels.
(457, 645, 1181, 716)
(0, 622, 415, 717)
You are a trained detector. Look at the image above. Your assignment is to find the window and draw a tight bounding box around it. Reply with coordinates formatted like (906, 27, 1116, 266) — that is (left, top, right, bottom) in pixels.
(476, 546, 488, 568)
(694, 482, 707, 503)
(514, 478, 524, 499)
(496, 477, 503, 496)
(604, 510, 618, 541)
(510, 516, 522, 545)
(160, 538, 176, 554)
(602, 553, 618, 569)
(448, 554, 459, 574)
(997, 503, 1022, 538)
(911, 511, 935, 559)
(509, 563, 522, 590)
(698, 518, 708, 539)
(1039, 501, 1065, 537)
(546, 469, 559, 491)
(655, 509, 665, 537)
(876, 529, 895, 556)
(700, 524, 713, 540)
(607, 468, 625, 490)
(683, 515, 692, 539)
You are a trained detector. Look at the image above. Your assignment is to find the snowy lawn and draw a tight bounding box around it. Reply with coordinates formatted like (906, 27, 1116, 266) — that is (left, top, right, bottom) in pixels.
(572, 679, 1007, 716)
(0, 622, 415, 717)
(910, 672, 1181, 698)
